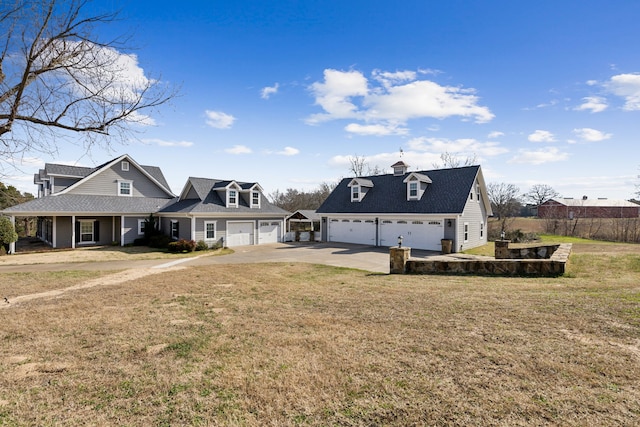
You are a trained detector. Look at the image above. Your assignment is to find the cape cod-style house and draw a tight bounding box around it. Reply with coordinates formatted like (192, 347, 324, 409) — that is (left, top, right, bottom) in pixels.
(1, 154, 289, 252)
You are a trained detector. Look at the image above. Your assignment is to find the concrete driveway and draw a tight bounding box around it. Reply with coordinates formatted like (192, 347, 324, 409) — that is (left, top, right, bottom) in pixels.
(0, 242, 440, 274)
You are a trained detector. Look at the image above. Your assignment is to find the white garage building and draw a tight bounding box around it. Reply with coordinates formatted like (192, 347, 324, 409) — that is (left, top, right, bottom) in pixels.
(317, 162, 492, 253)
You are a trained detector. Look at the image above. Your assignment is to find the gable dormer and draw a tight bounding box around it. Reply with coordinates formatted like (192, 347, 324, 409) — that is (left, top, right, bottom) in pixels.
(244, 183, 264, 209)
(403, 172, 432, 201)
(391, 161, 409, 176)
(224, 181, 241, 208)
(347, 178, 374, 202)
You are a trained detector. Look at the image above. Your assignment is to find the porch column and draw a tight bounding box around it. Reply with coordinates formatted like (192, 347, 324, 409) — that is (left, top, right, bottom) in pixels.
(71, 215, 75, 249)
(9, 216, 16, 254)
(120, 215, 125, 246)
(191, 216, 196, 241)
(52, 217, 57, 248)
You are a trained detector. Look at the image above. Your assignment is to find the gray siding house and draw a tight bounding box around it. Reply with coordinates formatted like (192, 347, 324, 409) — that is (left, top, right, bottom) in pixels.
(1, 154, 289, 252)
(316, 161, 492, 252)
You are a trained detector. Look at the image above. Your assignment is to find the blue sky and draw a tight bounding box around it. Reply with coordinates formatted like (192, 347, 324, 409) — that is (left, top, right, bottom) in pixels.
(7, 0, 640, 200)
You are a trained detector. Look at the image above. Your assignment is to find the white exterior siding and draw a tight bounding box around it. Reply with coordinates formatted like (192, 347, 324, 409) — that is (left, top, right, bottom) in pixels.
(67, 164, 169, 198)
(458, 179, 489, 251)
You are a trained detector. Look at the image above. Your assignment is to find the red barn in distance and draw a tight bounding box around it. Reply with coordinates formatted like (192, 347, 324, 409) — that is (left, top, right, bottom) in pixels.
(538, 197, 640, 219)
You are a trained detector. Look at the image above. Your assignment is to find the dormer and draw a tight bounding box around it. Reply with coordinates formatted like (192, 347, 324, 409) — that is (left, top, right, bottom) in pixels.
(347, 178, 374, 202)
(403, 172, 432, 201)
(225, 181, 241, 208)
(243, 183, 264, 209)
(391, 161, 409, 176)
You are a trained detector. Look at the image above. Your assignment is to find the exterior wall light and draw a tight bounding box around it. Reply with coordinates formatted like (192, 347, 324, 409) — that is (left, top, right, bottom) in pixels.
(398, 235, 403, 248)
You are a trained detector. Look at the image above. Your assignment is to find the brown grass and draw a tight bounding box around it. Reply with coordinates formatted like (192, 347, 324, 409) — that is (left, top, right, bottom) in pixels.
(1, 252, 640, 425)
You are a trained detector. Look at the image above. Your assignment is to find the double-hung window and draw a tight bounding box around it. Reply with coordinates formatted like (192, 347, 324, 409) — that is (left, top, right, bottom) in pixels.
(251, 191, 260, 208)
(228, 190, 238, 207)
(409, 182, 418, 199)
(118, 180, 132, 196)
(171, 220, 179, 239)
(204, 221, 216, 241)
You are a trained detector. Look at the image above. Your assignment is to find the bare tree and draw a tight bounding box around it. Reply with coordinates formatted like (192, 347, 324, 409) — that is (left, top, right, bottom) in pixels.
(523, 184, 559, 206)
(487, 182, 521, 235)
(0, 0, 176, 170)
(269, 181, 337, 212)
(432, 152, 478, 169)
(348, 154, 382, 177)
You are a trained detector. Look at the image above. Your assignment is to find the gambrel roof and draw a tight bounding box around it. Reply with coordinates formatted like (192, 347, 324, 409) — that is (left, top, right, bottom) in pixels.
(318, 165, 491, 215)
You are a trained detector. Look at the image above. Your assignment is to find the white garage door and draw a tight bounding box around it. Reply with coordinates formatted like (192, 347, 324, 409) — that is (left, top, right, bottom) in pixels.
(328, 219, 376, 246)
(380, 219, 443, 251)
(258, 221, 281, 244)
(226, 221, 254, 246)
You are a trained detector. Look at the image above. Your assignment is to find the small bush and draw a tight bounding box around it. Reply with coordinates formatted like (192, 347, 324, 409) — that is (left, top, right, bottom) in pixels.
(167, 239, 196, 253)
(149, 234, 172, 249)
(132, 238, 147, 246)
(195, 240, 208, 251)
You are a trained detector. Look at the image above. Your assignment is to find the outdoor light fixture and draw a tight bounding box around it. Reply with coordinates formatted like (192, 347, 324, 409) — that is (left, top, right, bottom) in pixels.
(398, 235, 403, 248)
(447, 220, 452, 227)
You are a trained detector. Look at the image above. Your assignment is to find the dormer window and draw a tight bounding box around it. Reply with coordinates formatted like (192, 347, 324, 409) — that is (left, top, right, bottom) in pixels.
(403, 172, 432, 201)
(347, 178, 373, 202)
(409, 181, 418, 199)
(251, 190, 261, 208)
(351, 186, 360, 201)
(228, 189, 238, 207)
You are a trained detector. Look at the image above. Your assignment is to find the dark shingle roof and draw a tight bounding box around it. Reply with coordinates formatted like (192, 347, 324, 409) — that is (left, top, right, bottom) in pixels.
(161, 177, 289, 215)
(2, 194, 177, 214)
(45, 163, 96, 178)
(317, 165, 480, 215)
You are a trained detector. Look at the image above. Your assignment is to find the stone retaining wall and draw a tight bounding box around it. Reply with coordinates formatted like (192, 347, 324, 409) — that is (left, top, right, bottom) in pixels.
(390, 243, 572, 277)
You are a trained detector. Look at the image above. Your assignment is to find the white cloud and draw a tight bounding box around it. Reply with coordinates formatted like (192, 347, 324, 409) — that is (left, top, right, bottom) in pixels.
(344, 123, 409, 136)
(225, 145, 252, 154)
(261, 83, 280, 99)
(277, 146, 300, 156)
(586, 80, 598, 86)
(528, 130, 555, 143)
(572, 127, 612, 142)
(306, 68, 494, 128)
(306, 69, 368, 124)
(574, 96, 608, 113)
(487, 131, 504, 138)
(143, 138, 193, 147)
(406, 136, 508, 157)
(508, 147, 569, 165)
(205, 110, 236, 129)
(605, 73, 640, 110)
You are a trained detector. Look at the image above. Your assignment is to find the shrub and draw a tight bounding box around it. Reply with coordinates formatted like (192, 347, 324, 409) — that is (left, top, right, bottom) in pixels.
(167, 239, 196, 253)
(149, 234, 172, 249)
(0, 216, 18, 250)
(195, 240, 208, 251)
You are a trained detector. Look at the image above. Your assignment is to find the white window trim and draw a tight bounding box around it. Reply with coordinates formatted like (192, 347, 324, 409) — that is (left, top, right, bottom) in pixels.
(204, 221, 217, 241)
(251, 191, 261, 208)
(351, 185, 361, 202)
(118, 179, 133, 197)
(464, 222, 469, 242)
(408, 181, 419, 200)
(121, 161, 129, 171)
(138, 219, 145, 235)
(79, 219, 95, 244)
(480, 222, 484, 238)
(227, 189, 238, 208)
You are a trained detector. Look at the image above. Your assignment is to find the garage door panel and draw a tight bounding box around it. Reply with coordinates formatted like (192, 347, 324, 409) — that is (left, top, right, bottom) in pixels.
(328, 219, 376, 246)
(259, 221, 281, 244)
(380, 220, 443, 251)
(227, 221, 254, 246)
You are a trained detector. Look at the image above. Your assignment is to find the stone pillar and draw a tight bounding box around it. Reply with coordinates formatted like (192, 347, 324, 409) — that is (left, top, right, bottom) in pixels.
(390, 246, 411, 274)
(494, 240, 511, 259)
